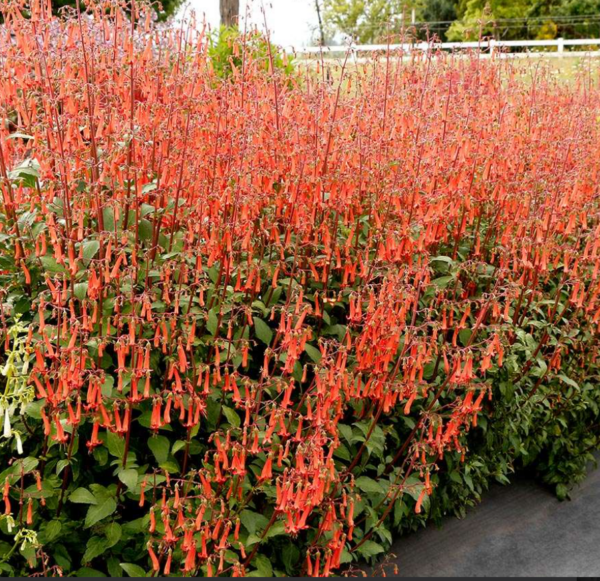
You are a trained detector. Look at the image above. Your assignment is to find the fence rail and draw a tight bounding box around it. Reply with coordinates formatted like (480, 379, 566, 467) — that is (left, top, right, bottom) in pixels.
(294, 37, 600, 56)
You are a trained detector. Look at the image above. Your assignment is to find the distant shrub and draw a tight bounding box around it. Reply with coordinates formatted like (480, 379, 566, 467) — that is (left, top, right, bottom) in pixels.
(209, 26, 295, 79)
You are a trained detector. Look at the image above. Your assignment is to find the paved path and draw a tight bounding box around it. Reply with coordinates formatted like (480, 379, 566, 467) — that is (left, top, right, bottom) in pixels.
(380, 466, 600, 577)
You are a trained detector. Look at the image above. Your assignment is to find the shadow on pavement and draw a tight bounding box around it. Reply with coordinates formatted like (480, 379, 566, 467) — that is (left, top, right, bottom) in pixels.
(374, 464, 600, 577)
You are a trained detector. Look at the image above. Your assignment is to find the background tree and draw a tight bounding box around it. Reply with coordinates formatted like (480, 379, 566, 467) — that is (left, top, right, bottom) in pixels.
(314, 0, 326, 45)
(419, 0, 458, 40)
(220, 0, 239, 27)
(323, 0, 600, 43)
(323, 0, 424, 44)
(447, 0, 600, 40)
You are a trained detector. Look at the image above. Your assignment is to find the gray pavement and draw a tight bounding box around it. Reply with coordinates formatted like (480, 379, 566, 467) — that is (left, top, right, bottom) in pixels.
(379, 466, 600, 577)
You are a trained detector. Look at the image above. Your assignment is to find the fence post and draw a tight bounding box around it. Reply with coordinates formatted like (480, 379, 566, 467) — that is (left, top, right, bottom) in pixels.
(557, 37, 564, 55)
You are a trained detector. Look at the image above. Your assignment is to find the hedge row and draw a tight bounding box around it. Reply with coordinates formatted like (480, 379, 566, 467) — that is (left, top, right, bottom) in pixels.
(0, 2, 599, 576)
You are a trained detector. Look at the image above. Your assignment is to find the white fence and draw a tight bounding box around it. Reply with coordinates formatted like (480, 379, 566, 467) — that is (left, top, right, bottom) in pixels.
(294, 38, 600, 57)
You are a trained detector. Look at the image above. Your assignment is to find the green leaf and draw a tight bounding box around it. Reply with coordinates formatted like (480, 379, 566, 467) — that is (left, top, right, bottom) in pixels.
(207, 309, 219, 336)
(356, 540, 384, 559)
(172, 440, 186, 454)
(104, 522, 122, 548)
(432, 275, 453, 288)
(103, 207, 115, 232)
(82, 240, 100, 262)
(83, 536, 109, 563)
(222, 406, 241, 428)
(240, 510, 269, 536)
(282, 544, 300, 575)
(105, 432, 125, 458)
(253, 554, 273, 577)
(253, 317, 273, 346)
(263, 520, 285, 539)
(559, 374, 579, 389)
(40, 255, 67, 274)
(75, 567, 107, 577)
(304, 343, 322, 364)
(430, 255, 454, 265)
(42, 520, 62, 543)
(74, 282, 89, 300)
(85, 498, 117, 528)
(69, 488, 98, 505)
(355, 476, 385, 494)
(118, 469, 138, 491)
(459, 329, 472, 346)
(8, 159, 39, 188)
(141, 184, 157, 196)
(245, 533, 261, 547)
(138, 219, 153, 242)
(463, 474, 474, 493)
(338, 424, 353, 444)
(20, 544, 36, 568)
(148, 435, 170, 464)
(107, 558, 122, 578)
(120, 563, 147, 577)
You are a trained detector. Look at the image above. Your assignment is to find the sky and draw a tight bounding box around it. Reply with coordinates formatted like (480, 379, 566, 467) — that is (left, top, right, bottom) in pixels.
(179, 0, 321, 48)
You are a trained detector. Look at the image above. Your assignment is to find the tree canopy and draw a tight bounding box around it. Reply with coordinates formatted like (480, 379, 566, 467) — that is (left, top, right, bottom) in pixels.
(322, 0, 600, 42)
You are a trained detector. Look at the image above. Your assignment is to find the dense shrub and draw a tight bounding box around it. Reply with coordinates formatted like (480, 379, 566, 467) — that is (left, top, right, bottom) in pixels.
(208, 26, 295, 79)
(0, 1, 599, 576)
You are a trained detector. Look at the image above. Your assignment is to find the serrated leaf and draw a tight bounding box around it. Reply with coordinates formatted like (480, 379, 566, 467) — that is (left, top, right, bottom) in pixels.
(74, 282, 88, 300)
(222, 406, 240, 428)
(338, 424, 353, 444)
(138, 219, 153, 242)
(118, 469, 138, 491)
(240, 510, 269, 536)
(356, 540, 384, 559)
(40, 256, 67, 274)
(147, 435, 170, 464)
(253, 554, 272, 577)
(42, 520, 62, 543)
(104, 522, 122, 548)
(245, 533, 262, 547)
(432, 275, 453, 288)
(82, 240, 100, 262)
(69, 488, 98, 505)
(263, 520, 285, 539)
(105, 432, 125, 458)
(253, 317, 273, 346)
(355, 476, 385, 494)
(282, 543, 300, 575)
(85, 498, 117, 528)
(83, 536, 109, 563)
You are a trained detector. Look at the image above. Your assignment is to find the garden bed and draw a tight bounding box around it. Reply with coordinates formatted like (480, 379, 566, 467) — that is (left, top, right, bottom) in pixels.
(0, 2, 599, 577)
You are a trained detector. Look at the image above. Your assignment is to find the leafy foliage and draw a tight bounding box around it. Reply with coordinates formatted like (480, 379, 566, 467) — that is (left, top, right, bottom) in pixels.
(208, 26, 295, 79)
(322, 0, 600, 42)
